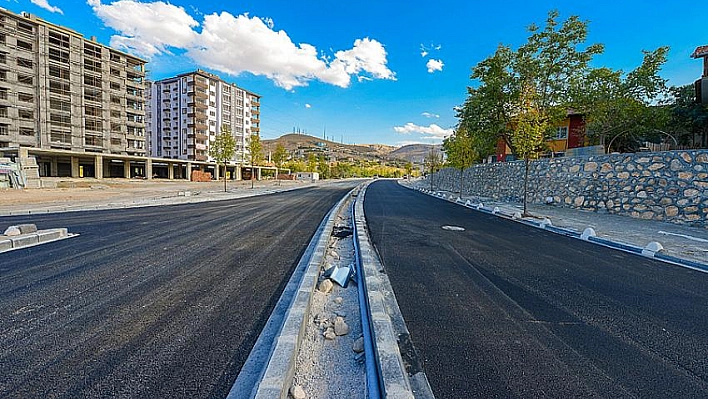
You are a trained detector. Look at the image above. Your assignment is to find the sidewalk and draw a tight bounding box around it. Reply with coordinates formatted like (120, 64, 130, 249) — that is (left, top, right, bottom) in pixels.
(403, 179, 708, 268)
(0, 178, 315, 216)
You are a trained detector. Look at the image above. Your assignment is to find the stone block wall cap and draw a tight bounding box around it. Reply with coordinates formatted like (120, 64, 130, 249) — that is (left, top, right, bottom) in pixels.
(642, 241, 664, 256)
(580, 227, 597, 240)
(492, 207, 500, 214)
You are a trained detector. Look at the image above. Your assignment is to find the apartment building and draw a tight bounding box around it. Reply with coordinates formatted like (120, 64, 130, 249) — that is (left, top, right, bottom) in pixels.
(0, 7, 147, 177)
(147, 70, 261, 163)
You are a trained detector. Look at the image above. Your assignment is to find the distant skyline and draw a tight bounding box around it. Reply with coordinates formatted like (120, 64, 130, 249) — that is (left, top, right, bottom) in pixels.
(11, 0, 708, 146)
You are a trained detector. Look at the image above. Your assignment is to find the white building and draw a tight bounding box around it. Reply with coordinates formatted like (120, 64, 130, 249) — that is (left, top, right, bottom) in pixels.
(147, 70, 261, 163)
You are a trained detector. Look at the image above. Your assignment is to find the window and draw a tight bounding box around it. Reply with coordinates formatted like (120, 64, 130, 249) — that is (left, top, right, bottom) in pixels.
(49, 80, 71, 96)
(0, 71, 6, 82)
(84, 43, 102, 59)
(110, 51, 122, 63)
(110, 68, 121, 77)
(110, 110, 121, 118)
(49, 31, 70, 49)
(17, 57, 33, 69)
(0, 52, 7, 64)
(84, 88, 102, 102)
(49, 48, 69, 64)
(18, 93, 33, 103)
(85, 106, 102, 117)
(85, 135, 103, 146)
(110, 81, 121, 90)
(0, 124, 8, 135)
(49, 65, 70, 80)
(556, 126, 569, 140)
(84, 59, 102, 73)
(20, 127, 35, 136)
(84, 75, 102, 88)
(0, 106, 7, 117)
(17, 73, 33, 85)
(50, 113, 72, 127)
(50, 130, 71, 143)
(17, 22, 34, 35)
(0, 89, 7, 100)
(50, 98, 71, 112)
(110, 138, 122, 145)
(16, 40, 33, 51)
(85, 118, 102, 131)
(110, 95, 122, 105)
(18, 109, 33, 120)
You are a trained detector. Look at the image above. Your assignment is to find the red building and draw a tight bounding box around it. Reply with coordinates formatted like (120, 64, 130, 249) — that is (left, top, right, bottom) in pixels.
(494, 112, 586, 162)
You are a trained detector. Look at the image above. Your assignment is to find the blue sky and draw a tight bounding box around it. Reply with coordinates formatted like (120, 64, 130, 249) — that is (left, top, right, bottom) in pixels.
(10, 0, 708, 146)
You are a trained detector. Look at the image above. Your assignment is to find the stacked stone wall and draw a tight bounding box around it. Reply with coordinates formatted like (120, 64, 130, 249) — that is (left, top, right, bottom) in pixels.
(431, 150, 708, 227)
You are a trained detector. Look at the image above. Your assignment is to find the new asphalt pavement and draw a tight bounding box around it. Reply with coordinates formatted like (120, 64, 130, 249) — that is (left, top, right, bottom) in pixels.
(0, 182, 356, 399)
(364, 180, 708, 398)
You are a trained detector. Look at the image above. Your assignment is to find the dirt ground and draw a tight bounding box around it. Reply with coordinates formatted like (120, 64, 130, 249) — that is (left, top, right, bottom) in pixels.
(0, 177, 304, 208)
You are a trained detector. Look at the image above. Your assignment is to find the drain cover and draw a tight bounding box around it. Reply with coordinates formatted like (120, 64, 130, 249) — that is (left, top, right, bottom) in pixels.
(442, 225, 465, 231)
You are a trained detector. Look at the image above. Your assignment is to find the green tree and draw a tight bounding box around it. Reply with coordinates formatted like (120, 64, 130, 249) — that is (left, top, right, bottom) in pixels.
(317, 155, 330, 179)
(209, 125, 237, 192)
(443, 126, 479, 194)
(272, 143, 288, 185)
(665, 84, 708, 148)
(571, 47, 670, 152)
(246, 133, 263, 189)
(404, 161, 413, 178)
(424, 146, 443, 191)
(306, 153, 317, 172)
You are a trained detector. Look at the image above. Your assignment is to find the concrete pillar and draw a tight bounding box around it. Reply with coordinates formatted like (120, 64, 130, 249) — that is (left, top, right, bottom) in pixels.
(146, 158, 153, 180)
(50, 158, 58, 177)
(95, 155, 103, 179)
(236, 165, 242, 180)
(168, 163, 174, 180)
(124, 160, 131, 178)
(18, 147, 29, 159)
(71, 157, 80, 178)
(186, 162, 192, 181)
(214, 163, 220, 180)
(256, 167, 262, 180)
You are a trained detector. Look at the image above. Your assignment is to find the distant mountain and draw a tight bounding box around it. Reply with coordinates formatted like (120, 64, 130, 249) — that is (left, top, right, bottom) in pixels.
(262, 134, 399, 162)
(387, 144, 440, 163)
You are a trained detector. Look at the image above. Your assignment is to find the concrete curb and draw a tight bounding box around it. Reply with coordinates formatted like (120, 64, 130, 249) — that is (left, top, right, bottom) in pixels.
(405, 183, 708, 274)
(228, 186, 355, 399)
(354, 182, 435, 398)
(0, 228, 74, 253)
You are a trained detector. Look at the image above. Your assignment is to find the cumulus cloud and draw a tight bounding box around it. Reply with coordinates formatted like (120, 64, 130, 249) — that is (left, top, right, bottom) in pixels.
(393, 123, 453, 140)
(31, 0, 63, 14)
(426, 59, 444, 73)
(87, 0, 395, 90)
(421, 112, 440, 119)
(305, 103, 312, 108)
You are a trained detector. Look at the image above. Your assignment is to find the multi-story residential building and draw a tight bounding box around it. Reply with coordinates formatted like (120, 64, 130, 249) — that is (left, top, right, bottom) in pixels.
(692, 45, 708, 104)
(147, 70, 261, 163)
(0, 7, 147, 177)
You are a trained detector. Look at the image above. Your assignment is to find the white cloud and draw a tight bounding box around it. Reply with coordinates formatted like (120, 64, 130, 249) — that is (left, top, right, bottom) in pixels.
(426, 59, 444, 73)
(421, 112, 440, 119)
(305, 103, 312, 108)
(393, 123, 453, 140)
(88, 1, 395, 90)
(31, 0, 63, 14)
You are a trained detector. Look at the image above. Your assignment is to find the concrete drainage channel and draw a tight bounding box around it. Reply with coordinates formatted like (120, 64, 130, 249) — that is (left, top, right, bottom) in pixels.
(409, 185, 708, 274)
(0, 223, 75, 253)
(231, 181, 434, 399)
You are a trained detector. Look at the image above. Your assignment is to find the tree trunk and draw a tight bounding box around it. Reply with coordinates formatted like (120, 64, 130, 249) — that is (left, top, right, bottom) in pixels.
(523, 157, 530, 216)
(223, 164, 227, 192)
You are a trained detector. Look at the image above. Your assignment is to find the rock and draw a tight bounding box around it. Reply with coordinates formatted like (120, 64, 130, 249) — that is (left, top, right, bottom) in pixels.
(334, 297, 343, 305)
(3, 226, 21, 236)
(335, 310, 347, 318)
(290, 384, 306, 399)
(353, 337, 365, 353)
(318, 279, 333, 294)
(324, 327, 336, 340)
(334, 317, 349, 336)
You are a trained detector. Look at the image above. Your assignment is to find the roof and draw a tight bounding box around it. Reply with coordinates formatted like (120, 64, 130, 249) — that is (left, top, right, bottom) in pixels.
(691, 45, 708, 58)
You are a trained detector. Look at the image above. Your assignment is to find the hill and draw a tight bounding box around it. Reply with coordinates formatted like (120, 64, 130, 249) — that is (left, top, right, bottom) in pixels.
(262, 134, 399, 163)
(387, 144, 439, 163)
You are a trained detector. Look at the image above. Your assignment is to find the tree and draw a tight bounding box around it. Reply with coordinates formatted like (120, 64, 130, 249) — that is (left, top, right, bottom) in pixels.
(424, 146, 443, 191)
(512, 83, 551, 215)
(246, 133, 263, 189)
(665, 84, 708, 148)
(317, 155, 330, 179)
(404, 161, 413, 178)
(571, 47, 670, 152)
(443, 126, 479, 194)
(209, 125, 237, 192)
(306, 153, 317, 172)
(272, 143, 288, 185)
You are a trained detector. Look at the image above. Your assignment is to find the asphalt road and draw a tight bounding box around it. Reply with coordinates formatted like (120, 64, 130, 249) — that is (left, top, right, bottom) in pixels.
(364, 180, 708, 398)
(0, 182, 355, 399)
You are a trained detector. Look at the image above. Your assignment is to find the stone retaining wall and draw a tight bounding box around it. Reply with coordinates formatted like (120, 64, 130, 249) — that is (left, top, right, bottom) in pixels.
(431, 150, 708, 227)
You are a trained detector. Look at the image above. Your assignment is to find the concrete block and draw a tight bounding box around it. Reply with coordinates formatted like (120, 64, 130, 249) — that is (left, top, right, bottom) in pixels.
(11, 234, 39, 248)
(37, 230, 62, 243)
(18, 224, 38, 234)
(0, 239, 12, 251)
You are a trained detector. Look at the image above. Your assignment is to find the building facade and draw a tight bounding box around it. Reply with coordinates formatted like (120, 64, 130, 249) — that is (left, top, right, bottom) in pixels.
(147, 70, 260, 163)
(0, 7, 147, 176)
(692, 45, 708, 104)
